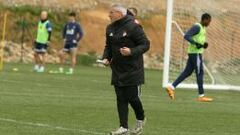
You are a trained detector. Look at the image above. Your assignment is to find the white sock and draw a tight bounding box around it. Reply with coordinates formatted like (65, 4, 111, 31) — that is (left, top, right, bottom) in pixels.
(199, 94, 205, 97)
(169, 84, 175, 90)
(120, 126, 128, 130)
(59, 67, 64, 73)
(34, 65, 39, 70)
(137, 119, 143, 122)
(40, 66, 45, 72)
(69, 68, 73, 73)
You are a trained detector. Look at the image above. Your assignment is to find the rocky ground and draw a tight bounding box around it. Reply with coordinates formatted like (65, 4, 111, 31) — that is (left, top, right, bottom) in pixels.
(2, 41, 163, 69)
(2, 41, 59, 64)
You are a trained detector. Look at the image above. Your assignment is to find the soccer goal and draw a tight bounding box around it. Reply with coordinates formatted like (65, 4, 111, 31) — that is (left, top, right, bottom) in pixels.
(163, 0, 240, 91)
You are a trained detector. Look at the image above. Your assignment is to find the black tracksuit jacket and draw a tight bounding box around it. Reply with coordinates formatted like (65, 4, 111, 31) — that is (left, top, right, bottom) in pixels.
(103, 15, 150, 86)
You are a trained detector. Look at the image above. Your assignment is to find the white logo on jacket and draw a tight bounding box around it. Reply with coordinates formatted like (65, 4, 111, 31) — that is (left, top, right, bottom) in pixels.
(123, 31, 127, 37)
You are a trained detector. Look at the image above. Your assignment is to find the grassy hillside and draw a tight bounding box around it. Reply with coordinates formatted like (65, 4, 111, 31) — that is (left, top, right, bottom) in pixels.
(0, 4, 165, 55)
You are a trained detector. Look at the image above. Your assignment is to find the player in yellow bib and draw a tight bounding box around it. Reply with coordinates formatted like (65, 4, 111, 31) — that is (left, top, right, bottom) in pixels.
(166, 13, 213, 102)
(33, 11, 52, 73)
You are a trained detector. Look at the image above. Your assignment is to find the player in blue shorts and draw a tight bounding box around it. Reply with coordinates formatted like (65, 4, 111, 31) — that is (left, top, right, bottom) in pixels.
(58, 12, 83, 74)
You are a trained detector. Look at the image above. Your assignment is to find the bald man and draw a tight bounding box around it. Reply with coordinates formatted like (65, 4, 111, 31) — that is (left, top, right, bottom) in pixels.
(33, 11, 52, 73)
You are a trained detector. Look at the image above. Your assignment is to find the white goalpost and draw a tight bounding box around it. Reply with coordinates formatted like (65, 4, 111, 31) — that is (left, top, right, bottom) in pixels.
(163, 0, 240, 91)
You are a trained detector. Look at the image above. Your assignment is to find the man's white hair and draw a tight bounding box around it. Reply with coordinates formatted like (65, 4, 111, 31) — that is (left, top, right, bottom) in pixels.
(112, 4, 127, 16)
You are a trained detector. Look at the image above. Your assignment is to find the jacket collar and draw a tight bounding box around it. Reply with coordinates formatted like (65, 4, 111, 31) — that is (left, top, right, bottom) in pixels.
(112, 15, 134, 26)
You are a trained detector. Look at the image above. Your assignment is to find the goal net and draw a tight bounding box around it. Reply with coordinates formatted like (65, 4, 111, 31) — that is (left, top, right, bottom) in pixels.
(163, 0, 240, 91)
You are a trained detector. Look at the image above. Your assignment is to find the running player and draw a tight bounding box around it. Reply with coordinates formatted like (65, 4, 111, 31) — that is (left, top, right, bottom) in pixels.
(166, 13, 213, 102)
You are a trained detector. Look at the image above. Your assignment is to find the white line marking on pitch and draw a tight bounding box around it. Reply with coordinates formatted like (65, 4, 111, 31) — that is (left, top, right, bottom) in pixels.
(0, 79, 162, 99)
(0, 91, 116, 101)
(0, 117, 105, 135)
(0, 91, 161, 102)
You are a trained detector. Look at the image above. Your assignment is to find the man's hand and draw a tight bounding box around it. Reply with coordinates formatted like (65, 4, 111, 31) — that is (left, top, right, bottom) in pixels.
(102, 59, 110, 66)
(120, 47, 131, 56)
(203, 42, 208, 49)
(195, 43, 203, 49)
(73, 39, 77, 44)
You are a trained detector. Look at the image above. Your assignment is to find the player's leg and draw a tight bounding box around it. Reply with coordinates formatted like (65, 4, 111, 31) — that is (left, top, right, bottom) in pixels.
(195, 54, 213, 102)
(128, 85, 145, 135)
(115, 86, 129, 129)
(38, 44, 48, 73)
(33, 52, 40, 71)
(195, 54, 204, 96)
(172, 54, 195, 87)
(66, 44, 77, 74)
(110, 86, 129, 135)
(38, 53, 46, 72)
(166, 54, 195, 99)
(33, 42, 42, 72)
(70, 48, 77, 68)
(58, 43, 71, 73)
(58, 49, 67, 73)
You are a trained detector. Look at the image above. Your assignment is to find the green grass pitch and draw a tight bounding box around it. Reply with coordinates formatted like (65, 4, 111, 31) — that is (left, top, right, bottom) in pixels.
(0, 63, 240, 135)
